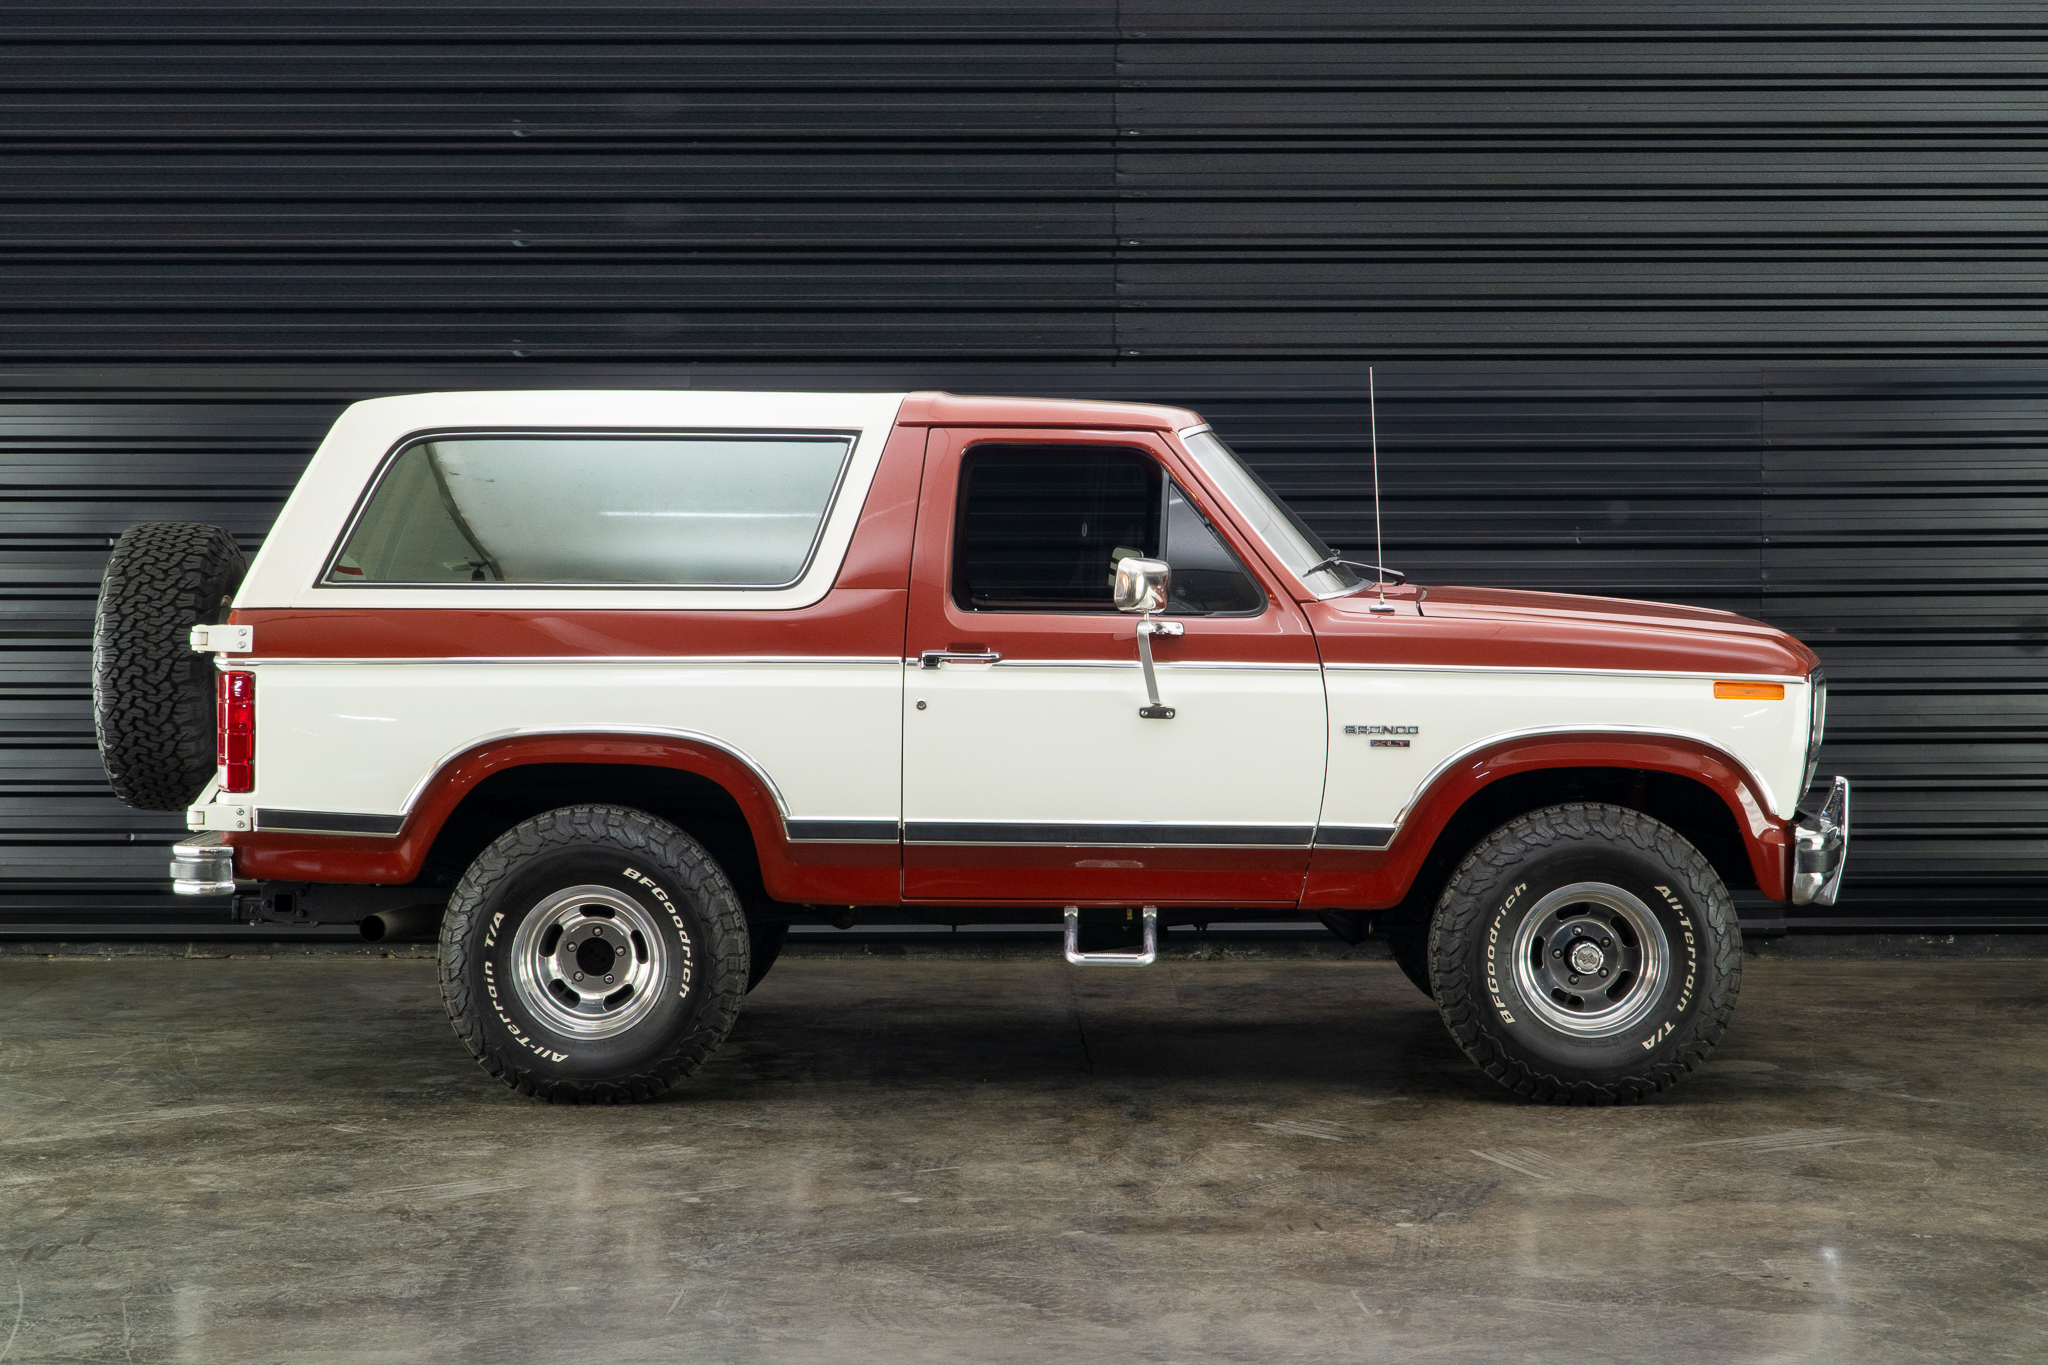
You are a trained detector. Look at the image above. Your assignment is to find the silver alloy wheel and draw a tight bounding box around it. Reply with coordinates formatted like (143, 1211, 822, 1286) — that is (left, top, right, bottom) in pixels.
(1507, 881, 1670, 1039)
(509, 884, 673, 1039)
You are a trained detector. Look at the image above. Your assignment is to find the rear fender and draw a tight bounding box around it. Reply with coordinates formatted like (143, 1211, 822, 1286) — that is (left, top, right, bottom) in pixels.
(226, 733, 899, 904)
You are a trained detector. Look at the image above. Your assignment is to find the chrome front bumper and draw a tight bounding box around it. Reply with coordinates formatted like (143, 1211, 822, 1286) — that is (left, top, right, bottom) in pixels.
(1791, 775, 1850, 907)
(171, 830, 236, 896)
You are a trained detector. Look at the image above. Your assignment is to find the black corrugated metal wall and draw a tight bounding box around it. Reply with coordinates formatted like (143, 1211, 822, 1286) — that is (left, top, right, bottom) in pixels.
(7, 3, 2047, 929)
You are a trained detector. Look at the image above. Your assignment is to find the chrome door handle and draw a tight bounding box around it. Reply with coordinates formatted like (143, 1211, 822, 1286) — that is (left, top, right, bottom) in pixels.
(918, 649, 1002, 668)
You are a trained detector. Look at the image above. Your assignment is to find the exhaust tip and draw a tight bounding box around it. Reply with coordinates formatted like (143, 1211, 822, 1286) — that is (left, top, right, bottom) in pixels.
(360, 903, 445, 943)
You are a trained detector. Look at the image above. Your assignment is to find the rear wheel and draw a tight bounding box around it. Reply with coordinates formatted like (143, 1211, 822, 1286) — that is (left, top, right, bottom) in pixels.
(438, 804, 749, 1103)
(1430, 803, 1740, 1105)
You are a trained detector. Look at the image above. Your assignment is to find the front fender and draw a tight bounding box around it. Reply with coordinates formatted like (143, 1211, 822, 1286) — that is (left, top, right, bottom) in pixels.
(1302, 732, 1791, 910)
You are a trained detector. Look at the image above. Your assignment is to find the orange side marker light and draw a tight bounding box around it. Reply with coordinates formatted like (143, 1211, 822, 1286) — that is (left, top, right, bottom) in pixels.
(1713, 681, 1785, 700)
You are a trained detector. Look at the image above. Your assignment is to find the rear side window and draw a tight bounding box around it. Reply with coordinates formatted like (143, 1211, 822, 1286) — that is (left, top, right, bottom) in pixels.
(952, 445, 1263, 614)
(327, 432, 854, 587)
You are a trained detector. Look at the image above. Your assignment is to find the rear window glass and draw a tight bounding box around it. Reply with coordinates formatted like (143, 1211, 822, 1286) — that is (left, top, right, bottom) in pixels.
(327, 433, 854, 587)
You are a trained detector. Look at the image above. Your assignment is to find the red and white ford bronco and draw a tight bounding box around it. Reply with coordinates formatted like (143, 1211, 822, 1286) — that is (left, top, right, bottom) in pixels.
(92, 390, 1846, 1105)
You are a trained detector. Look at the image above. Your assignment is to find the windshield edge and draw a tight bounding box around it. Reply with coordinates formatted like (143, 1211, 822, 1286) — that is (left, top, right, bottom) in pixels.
(1176, 425, 1364, 597)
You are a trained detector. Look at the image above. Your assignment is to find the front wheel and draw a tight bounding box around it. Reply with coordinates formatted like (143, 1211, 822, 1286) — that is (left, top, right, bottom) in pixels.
(1430, 803, 1741, 1105)
(438, 805, 750, 1103)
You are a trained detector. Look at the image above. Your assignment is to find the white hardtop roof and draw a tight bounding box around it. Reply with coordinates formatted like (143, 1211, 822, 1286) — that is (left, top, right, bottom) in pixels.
(333, 388, 911, 427)
(239, 388, 911, 613)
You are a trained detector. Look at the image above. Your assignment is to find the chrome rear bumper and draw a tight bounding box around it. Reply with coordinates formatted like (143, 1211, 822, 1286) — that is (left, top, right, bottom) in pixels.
(171, 831, 236, 896)
(1791, 775, 1850, 907)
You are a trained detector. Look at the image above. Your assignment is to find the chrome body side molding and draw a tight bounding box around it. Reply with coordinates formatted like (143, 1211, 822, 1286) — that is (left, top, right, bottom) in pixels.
(1313, 824, 1399, 851)
(784, 818, 900, 844)
(257, 809, 406, 836)
(904, 820, 1314, 848)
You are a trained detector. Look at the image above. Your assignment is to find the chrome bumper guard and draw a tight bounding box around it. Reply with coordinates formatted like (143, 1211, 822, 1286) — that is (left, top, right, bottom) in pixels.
(1791, 775, 1850, 907)
(171, 830, 236, 896)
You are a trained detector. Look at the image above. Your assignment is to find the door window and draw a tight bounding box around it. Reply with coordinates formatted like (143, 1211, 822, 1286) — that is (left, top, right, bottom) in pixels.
(951, 444, 1263, 615)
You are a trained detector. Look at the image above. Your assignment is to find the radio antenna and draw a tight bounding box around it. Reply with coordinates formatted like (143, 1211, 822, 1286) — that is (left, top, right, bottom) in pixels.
(1368, 365, 1395, 613)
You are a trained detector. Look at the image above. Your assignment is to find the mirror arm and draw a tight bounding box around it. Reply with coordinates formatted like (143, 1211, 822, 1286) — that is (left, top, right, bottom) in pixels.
(1135, 616, 1183, 719)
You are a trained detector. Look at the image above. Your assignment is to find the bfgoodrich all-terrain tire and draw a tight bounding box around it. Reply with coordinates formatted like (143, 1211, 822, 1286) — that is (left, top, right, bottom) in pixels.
(92, 522, 246, 810)
(1430, 803, 1741, 1105)
(439, 805, 751, 1103)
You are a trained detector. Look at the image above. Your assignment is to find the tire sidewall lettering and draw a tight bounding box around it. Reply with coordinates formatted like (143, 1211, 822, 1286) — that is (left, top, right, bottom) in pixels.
(1653, 884, 1700, 1017)
(623, 865, 695, 999)
(482, 958, 569, 1064)
(1484, 882, 1527, 1024)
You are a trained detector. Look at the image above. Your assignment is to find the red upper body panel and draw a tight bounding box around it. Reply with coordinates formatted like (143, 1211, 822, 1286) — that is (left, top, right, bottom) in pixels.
(1309, 584, 1817, 678)
(223, 394, 1818, 909)
(892, 392, 1199, 432)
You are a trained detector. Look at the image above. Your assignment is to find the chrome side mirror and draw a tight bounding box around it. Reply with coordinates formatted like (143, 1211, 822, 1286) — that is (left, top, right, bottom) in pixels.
(1113, 556, 1171, 614)
(1113, 556, 1180, 720)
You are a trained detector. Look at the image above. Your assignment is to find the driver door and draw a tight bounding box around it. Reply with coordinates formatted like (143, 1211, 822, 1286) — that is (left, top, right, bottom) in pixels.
(900, 427, 1328, 906)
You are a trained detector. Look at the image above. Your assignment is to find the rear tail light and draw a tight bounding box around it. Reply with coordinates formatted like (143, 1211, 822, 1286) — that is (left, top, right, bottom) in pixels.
(218, 669, 254, 793)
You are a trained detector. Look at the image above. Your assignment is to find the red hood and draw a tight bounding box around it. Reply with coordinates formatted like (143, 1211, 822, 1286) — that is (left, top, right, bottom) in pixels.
(1308, 583, 1818, 677)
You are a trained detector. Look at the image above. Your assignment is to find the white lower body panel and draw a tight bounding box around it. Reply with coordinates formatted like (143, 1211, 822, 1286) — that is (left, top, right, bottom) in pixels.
(241, 658, 903, 824)
(1320, 668, 1811, 830)
(903, 660, 1327, 830)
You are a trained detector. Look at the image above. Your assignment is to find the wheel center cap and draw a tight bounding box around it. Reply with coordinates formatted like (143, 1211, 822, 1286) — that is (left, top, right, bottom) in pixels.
(1568, 940, 1605, 975)
(574, 933, 619, 976)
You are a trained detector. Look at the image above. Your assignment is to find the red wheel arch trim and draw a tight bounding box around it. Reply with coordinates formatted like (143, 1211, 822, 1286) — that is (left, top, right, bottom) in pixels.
(227, 731, 900, 904)
(397, 726, 792, 820)
(1389, 724, 1786, 827)
(1304, 730, 1794, 909)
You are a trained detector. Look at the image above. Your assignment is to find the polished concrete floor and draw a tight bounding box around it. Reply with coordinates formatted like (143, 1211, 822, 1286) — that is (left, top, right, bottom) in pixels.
(2, 950, 2045, 1363)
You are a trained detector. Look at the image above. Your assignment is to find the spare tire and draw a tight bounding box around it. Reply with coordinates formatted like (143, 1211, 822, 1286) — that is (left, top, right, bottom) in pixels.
(92, 523, 246, 810)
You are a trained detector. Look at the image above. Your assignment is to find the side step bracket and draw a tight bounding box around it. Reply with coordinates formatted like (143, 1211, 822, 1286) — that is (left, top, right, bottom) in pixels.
(1063, 905, 1159, 966)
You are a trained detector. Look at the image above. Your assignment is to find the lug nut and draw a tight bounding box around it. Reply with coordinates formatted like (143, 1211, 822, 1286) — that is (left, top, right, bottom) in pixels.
(1601, 937, 1611, 947)
(1568, 973, 1580, 985)
(573, 972, 584, 981)
(1553, 949, 1563, 958)
(1599, 968, 1609, 978)
(604, 974, 614, 984)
